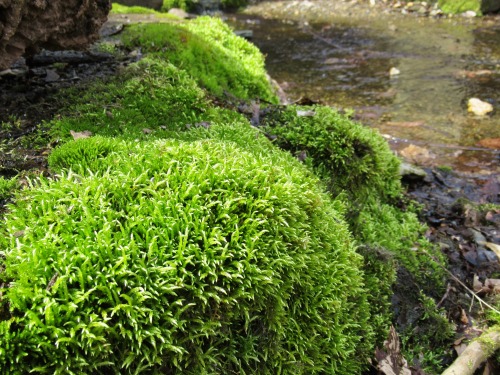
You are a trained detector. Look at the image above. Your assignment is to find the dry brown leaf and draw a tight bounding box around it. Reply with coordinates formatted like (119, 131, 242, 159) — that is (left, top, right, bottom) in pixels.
(297, 110, 316, 117)
(70, 130, 92, 140)
(375, 326, 412, 375)
(399, 144, 433, 164)
(477, 138, 500, 149)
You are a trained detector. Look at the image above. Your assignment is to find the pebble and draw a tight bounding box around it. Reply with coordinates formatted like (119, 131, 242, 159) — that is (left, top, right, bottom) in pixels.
(467, 98, 493, 116)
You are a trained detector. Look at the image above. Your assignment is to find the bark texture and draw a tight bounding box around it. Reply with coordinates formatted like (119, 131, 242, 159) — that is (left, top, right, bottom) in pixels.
(0, 0, 112, 70)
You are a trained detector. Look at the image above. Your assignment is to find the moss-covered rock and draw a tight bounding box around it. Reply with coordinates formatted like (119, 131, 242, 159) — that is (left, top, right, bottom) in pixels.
(1, 134, 372, 374)
(121, 17, 277, 102)
(161, 0, 248, 12)
(438, 0, 500, 15)
(261, 105, 401, 207)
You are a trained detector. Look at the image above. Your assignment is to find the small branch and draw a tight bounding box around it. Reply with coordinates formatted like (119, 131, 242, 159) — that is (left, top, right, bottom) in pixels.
(436, 283, 452, 308)
(442, 327, 500, 375)
(419, 248, 500, 316)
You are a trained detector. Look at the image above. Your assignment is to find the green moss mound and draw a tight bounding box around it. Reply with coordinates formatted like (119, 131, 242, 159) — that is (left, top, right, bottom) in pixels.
(261, 104, 448, 352)
(1, 134, 372, 374)
(438, 0, 482, 14)
(262, 105, 401, 204)
(52, 58, 215, 140)
(121, 17, 277, 102)
(161, 0, 248, 12)
(111, 3, 177, 17)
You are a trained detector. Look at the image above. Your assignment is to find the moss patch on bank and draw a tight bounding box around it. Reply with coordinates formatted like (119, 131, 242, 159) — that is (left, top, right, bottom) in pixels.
(0, 16, 451, 373)
(121, 17, 277, 102)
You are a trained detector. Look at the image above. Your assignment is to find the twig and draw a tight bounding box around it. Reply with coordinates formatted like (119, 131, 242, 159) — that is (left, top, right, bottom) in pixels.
(442, 326, 500, 375)
(436, 282, 452, 308)
(419, 248, 500, 316)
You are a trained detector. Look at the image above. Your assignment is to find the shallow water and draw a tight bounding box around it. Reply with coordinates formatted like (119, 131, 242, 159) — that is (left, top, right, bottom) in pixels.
(228, 8, 500, 173)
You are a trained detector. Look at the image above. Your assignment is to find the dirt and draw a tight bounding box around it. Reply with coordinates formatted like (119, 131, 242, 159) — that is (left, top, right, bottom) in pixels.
(0, 9, 499, 374)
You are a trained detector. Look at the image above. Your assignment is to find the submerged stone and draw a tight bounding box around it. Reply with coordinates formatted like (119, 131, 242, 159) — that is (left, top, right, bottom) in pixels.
(468, 98, 494, 116)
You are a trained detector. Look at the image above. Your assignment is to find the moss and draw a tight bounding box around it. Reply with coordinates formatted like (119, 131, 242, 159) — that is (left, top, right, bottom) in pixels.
(261, 105, 402, 212)
(161, 0, 248, 12)
(2, 135, 373, 374)
(438, 0, 482, 14)
(0, 177, 17, 202)
(111, 3, 179, 18)
(161, 0, 196, 11)
(121, 18, 277, 102)
(50, 58, 215, 141)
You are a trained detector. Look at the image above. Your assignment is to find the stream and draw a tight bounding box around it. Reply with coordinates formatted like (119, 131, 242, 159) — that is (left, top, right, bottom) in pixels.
(227, 1, 500, 174)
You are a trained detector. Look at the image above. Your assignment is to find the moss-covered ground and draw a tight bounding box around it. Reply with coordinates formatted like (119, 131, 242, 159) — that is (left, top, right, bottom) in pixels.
(0, 11, 461, 374)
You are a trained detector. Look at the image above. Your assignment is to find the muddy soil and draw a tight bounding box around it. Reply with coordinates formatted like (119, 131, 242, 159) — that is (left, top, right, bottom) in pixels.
(0, 9, 499, 373)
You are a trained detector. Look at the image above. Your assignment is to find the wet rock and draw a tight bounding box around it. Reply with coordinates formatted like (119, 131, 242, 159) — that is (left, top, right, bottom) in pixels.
(399, 162, 428, 181)
(168, 8, 190, 19)
(467, 98, 493, 116)
(0, 0, 111, 70)
(389, 67, 400, 76)
(114, 0, 163, 10)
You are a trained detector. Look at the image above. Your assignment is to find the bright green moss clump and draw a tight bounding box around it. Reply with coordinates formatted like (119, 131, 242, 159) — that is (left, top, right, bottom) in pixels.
(438, 0, 482, 14)
(161, 0, 248, 12)
(262, 105, 401, 205)
(1, 133, 372, 374)
(111, 3, 169, 16)
(121, 17, 278, 102)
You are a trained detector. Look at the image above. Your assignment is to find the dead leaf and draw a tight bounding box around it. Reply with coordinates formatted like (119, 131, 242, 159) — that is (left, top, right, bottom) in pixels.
(399, 144, 434, 164)
(375, 326, 412, 375)
(46, 272, 58, 291)
(44, 69, 60, 83)
(296, 150, 307, 162)
(456, 69, 493, 79)
(454, 342, 468, 356)
(70, 130, 92, 140)
(475, 276, 500, 294)
(460, 308, 469, 325)
(477, 138, 500, 149)
(13, 230, 25, 238)
(483, 242, 500, 258)
(250, 100, 260, 126)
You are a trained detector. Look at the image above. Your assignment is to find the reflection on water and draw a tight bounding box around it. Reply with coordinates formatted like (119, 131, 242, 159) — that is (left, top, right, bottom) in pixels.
(228, 13, 500, 172)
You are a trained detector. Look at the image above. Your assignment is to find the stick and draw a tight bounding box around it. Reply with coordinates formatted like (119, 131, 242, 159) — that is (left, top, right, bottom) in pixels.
(442, 327, 500, 375)
(418, 248, 500, 315)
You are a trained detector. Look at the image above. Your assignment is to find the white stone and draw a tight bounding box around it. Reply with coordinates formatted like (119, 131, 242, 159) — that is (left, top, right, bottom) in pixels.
(468, 98, 493, 116)
(389, 67, 400, 76)
(462, 10, 477, 17)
